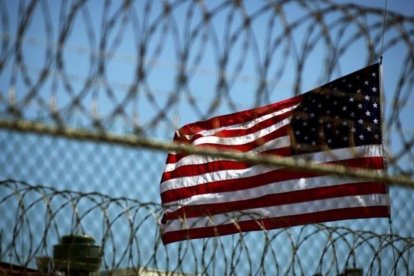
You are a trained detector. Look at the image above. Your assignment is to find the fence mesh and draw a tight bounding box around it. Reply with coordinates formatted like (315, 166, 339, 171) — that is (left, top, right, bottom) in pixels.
(0, 0, 414, 275)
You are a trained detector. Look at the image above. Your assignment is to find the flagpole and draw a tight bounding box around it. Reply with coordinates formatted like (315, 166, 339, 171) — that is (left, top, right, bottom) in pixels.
(388, 218, 397, 275)
(379, 0, 389, 64)
(380, 2, 396, 271)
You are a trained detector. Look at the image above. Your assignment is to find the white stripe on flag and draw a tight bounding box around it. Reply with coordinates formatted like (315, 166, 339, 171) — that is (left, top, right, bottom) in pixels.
(182, 104, 299, 140)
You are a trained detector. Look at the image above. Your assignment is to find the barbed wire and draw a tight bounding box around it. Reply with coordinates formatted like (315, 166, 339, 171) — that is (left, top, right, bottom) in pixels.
(0, 179, 413, 275)
(0, 0, 413, 178)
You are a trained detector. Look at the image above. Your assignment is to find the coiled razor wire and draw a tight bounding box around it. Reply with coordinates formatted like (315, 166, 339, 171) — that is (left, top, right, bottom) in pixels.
(1, 179, 413, 275)
(0, 0, 413, 178)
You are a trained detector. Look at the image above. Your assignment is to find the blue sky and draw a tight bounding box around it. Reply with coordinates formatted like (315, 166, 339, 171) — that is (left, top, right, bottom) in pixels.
(0, 0, 413, 273)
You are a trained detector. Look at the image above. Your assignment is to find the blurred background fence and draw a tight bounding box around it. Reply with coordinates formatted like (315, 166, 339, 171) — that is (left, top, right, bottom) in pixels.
(0, 0, 414, 275)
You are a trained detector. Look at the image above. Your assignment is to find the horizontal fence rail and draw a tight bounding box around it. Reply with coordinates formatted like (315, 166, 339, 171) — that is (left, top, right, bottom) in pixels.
(1, 118, 413, 188)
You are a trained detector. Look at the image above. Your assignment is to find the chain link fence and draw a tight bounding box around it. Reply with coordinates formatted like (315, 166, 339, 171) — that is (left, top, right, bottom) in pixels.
(0, 0, 414, 274)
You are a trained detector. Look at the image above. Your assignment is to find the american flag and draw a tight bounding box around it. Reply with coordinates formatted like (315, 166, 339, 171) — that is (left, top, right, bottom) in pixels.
(160, 63, 390, 244)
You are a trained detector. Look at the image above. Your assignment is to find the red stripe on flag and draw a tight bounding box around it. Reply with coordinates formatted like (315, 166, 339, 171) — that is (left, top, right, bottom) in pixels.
(165, 144, 291, 166)
(186, 110, 293, 143)
(161, 157, 384, 203)
(161, 206, 390, 244)
(260, 147, 292, 156)
(165, 125, 290, 165)
(178, 96, 302, 135)
(163, 182, 387, 220)
(161, 147, 291, 182)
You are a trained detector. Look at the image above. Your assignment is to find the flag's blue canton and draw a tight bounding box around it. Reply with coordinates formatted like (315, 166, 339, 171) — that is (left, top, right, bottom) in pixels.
(291, 64, 381, 153)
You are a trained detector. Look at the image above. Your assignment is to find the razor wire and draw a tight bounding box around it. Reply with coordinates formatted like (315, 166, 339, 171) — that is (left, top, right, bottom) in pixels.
(1, 179, 413, 275)
(0, 0, 413, 179)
